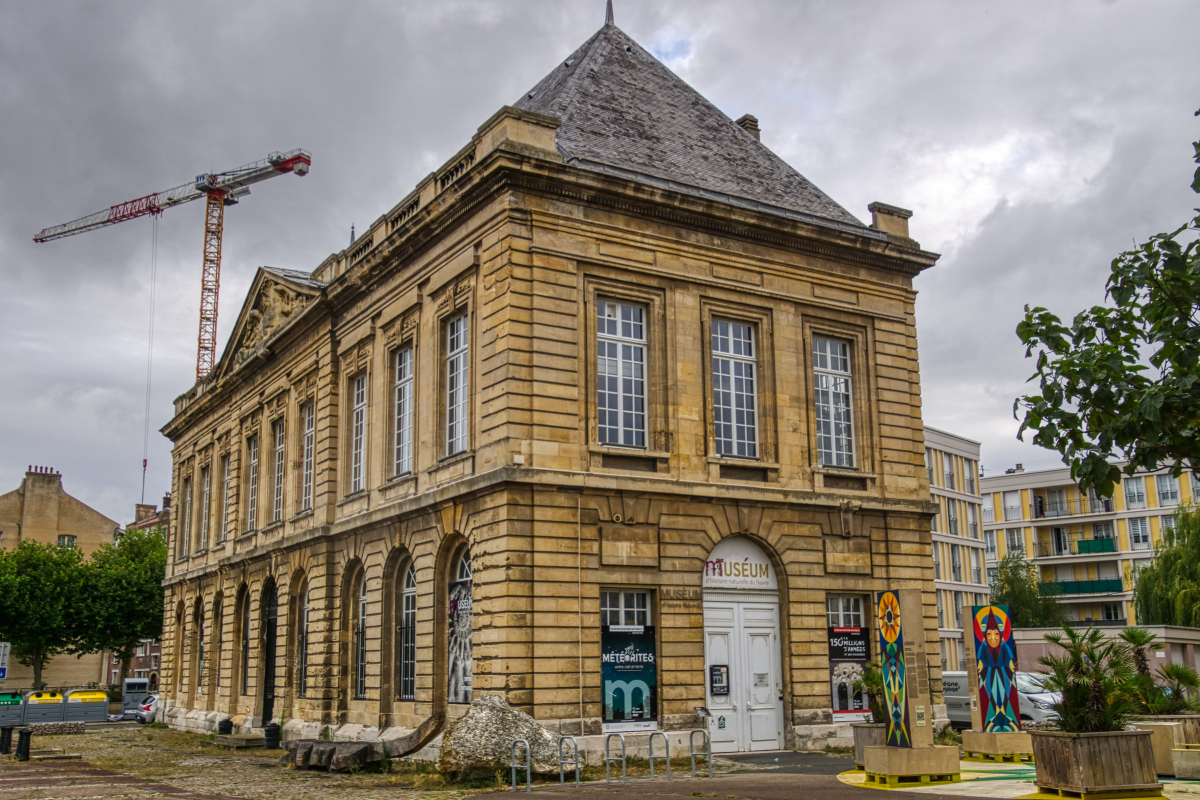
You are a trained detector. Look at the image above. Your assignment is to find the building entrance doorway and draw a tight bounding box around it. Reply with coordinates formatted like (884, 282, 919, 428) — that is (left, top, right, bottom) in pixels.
(261, 584, 278, 723)
(702, 538, 784, 753)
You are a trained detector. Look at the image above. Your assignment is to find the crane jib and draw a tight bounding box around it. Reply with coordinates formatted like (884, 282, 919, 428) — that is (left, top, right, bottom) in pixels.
(108, 192, 162, 224)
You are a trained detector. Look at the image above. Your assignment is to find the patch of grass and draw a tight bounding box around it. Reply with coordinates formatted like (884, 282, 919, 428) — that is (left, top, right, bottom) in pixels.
(935, 725, 963, 747)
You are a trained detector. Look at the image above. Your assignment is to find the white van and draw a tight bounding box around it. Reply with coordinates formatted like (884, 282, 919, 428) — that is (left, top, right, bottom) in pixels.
(943, 671, 971, 728)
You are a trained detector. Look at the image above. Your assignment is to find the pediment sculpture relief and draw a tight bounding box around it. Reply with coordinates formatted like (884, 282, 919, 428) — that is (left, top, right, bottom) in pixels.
(234, 282, 307, 365)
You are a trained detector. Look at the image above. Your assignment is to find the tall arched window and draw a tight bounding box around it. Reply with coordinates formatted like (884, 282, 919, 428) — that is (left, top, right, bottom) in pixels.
(195, 601, 205, 691)
(240, 589, 251, 695)
(297, 585, 310, 698)
(448, 549, 472, 704)
(355, 576, 368, 699)
(173, 605, 184, 693)
(397, 563, 416, 701)
(212, 593, 223, 691)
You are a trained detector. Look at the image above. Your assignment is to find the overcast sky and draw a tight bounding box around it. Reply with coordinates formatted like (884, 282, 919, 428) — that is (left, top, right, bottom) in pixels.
(2, 0, 1198, 523)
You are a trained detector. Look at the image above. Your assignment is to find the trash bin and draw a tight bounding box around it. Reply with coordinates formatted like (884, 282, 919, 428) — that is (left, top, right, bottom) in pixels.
(64, 690, 109, 723)
(15, 729, 30, 762)
(0, 726, 12, 754)
(22, 691, 64, 723)
(0, 692, 23, 727)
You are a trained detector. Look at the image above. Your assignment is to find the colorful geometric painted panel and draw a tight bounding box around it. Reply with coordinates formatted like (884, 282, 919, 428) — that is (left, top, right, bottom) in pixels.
(876, 590, 911, 748)
(972, 604, 1021, 732)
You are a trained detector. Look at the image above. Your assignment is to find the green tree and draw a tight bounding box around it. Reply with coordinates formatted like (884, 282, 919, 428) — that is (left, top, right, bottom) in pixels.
(1015, 117, 1200, 498)
(76, 527, 167, 683)
(1134, 506, 1200, 626)
(989, 553, 1064, 628)
(0, 540, 85, 689)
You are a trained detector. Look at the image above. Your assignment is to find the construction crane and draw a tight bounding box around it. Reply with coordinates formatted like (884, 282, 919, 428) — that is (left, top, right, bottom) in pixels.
(34, 149, 312, 378)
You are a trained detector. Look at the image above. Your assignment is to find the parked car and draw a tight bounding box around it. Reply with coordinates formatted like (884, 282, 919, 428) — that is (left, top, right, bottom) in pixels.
(1015, 671, 1059, 724)
(135, 694, 158, 723)
(943, 671, 971, 728)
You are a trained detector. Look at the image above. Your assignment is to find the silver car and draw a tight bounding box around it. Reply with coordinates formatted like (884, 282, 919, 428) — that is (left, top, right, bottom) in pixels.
(1015, 672, 1059, 724)
(135, 694, 158, 724)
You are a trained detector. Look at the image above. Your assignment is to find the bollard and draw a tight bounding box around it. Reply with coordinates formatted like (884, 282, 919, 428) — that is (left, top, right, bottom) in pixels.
(0, 726, 11, 755)
(16, 729, 31, 762)
(217, 718, 233, 735)
(264, 722, 280, 749)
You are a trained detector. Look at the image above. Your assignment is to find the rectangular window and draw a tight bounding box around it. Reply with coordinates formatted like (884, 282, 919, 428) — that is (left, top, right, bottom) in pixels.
(446, 314, 470, 455)
(597, 300, 646, 448)
(951, 544, 963, 582)
(932, 544, 941, 580)
(1093, 522, 1113, 539)
(219, 456, 230, 543)
(925, 449, 934, 484)
(301, 404, 315, 511)
(350, 374, 367, 493)
(1102, 602, 1123, 621)
(965, 460, 976, 494)
(600, 590, 656, 728)
(947, 500, 959, 536)
(272, 419, 285, 523)
(987, 567, 997, 585)
(967, 504, 979, 538)
(58, 534, 77, 548)
(1163, 515, 1177, 536)
(940, 639, 948, 673)
(1005, 528, 1024, 555)
(945, 458, 956, 491)
(199, 467, 210, 551)
(826, 595, 863, 627)
(246, 436, 259, 532)
(953, 590, 964, 628)
(1157, 474, 1179, 506)
(812, 336, 854, 467)
(1003, 491, 1022, 521)
(1130, 517, 1150, 550)
(601, 591, 650, 626)
(936, 591, 944, 627)
(984, 529, 997, 558)
(982, 495, 994, 523)
(394, 347, 414, 475)
(180, 479, 193, 556)
(971, 549, 983, 584)
(711, 319, 758, 458)
(1125, 478, 1146, 510)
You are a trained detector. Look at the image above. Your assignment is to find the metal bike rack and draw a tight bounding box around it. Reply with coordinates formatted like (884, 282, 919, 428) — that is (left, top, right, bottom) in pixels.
(648, 731, 672, 780)
(511, 738, 531, 793)
(559, 735, 581, 787)
(605, 732, 627, 783)
(689, 728, 713, 778)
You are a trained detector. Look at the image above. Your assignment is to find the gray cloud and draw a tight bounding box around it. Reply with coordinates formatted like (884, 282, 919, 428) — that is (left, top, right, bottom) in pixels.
(2, 0, 1197, 518)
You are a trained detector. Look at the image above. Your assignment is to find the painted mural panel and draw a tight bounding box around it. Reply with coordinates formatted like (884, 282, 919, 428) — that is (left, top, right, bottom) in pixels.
(876, 590, 911, 747)
(972, 605, 1021, 732)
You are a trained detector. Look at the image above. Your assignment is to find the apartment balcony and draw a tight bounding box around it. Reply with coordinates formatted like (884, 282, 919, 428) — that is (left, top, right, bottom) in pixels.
(1034, 538, 1119, 558)
(983, 508, 995, 523)
(1003, 506, 1023, 522)
(1076, 618, 1129, 627)
(1039, 579, 1125, 595)
(1029, 497, 1116, 520)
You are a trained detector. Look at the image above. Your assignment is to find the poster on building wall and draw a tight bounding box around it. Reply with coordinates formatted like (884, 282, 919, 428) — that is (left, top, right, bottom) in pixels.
(828, 627, 871, 722)
(876, 590, 911, 748)
(972, 605, 1021, 732)
(448, 582, 473, 704)
(601, 624, 658, 731)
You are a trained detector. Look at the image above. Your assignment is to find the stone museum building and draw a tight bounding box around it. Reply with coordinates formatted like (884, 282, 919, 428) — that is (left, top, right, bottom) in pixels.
(159, 17, 941, 752)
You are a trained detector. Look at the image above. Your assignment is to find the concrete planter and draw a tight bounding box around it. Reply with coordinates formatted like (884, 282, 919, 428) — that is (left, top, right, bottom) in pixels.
(852, 723, 886, 769)
(1031, 730, 1162, 796)
(1140, 715, 1200, 744)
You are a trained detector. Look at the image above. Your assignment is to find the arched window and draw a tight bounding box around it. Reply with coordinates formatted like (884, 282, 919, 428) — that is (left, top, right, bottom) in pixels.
(397, 563, 416, 701)
(297, 586, 310, 698)
(240, 589, 251, 696)
(355, 576, 368, 699)
(195, 602, 205, 691)
(448, 549, 472, 704)
(212, 594, 223, 691)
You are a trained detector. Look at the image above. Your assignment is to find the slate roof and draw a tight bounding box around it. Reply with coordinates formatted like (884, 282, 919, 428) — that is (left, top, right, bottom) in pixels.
(262, 266, 326, 289)
(515, 22, 868, 231)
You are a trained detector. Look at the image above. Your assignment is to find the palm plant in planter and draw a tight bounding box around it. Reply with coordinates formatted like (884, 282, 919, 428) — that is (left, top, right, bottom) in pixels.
(850, 663, 888, 768)
(1031, 625, 1161, 795)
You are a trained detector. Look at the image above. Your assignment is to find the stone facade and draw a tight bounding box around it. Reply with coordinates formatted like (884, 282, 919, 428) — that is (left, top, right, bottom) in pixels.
(159, 20, 941, 752)
(0, 467, 121, 689)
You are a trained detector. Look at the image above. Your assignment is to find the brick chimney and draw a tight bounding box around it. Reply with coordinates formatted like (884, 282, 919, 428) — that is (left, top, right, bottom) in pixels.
(735, 114, 760, 141)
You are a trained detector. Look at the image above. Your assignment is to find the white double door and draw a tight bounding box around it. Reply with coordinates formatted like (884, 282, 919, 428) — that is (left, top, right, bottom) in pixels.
(703, 592, 784, 752)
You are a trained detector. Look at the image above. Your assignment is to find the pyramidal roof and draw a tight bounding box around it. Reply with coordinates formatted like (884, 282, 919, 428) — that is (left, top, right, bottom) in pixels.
(515, 22, 866, 230)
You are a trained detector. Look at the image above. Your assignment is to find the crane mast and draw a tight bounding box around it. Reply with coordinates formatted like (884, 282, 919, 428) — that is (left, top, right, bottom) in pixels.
(35, 149, 311, 379)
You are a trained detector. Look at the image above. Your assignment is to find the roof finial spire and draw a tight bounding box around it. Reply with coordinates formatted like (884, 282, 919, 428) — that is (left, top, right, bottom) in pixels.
(605, 0, 614, 25)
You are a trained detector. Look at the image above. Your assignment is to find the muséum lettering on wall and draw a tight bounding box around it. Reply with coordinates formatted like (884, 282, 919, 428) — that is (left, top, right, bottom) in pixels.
(703, 537, 777, 591)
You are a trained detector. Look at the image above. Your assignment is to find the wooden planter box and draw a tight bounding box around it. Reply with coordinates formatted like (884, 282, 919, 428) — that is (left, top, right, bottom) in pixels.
(1031, 730, 1162, 796)
(1140, 715, 1200, 744)
(852, 723, 886, 769)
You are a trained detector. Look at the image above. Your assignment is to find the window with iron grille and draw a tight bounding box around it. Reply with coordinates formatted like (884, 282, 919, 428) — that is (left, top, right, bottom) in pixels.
(394, 347, 414, 475)
(351, 375, 367, 493)
(272, 419, 285, 523)
(712, 319, 758, 458)
(199, 468, 210, 550)
(297, 589, 309, 697)
(398, 564, 417, 701)
(355, 577, 368, 699)
(301, 404, 314, 511)
(446, 314, 470, 455)
(812, 336, 854, 467)
(246, 436, 259, 531)
(597, 300, 646, 447)
(1130, 517, 1150, 550)
(1125, 478, 1146, 510)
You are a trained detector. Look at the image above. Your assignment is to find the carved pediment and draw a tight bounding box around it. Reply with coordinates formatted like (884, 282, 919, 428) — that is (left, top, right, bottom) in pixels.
(234, 281, 308, 366)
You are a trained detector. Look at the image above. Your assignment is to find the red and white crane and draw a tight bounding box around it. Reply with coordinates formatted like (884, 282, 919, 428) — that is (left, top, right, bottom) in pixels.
(34, 149, 312, 378)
